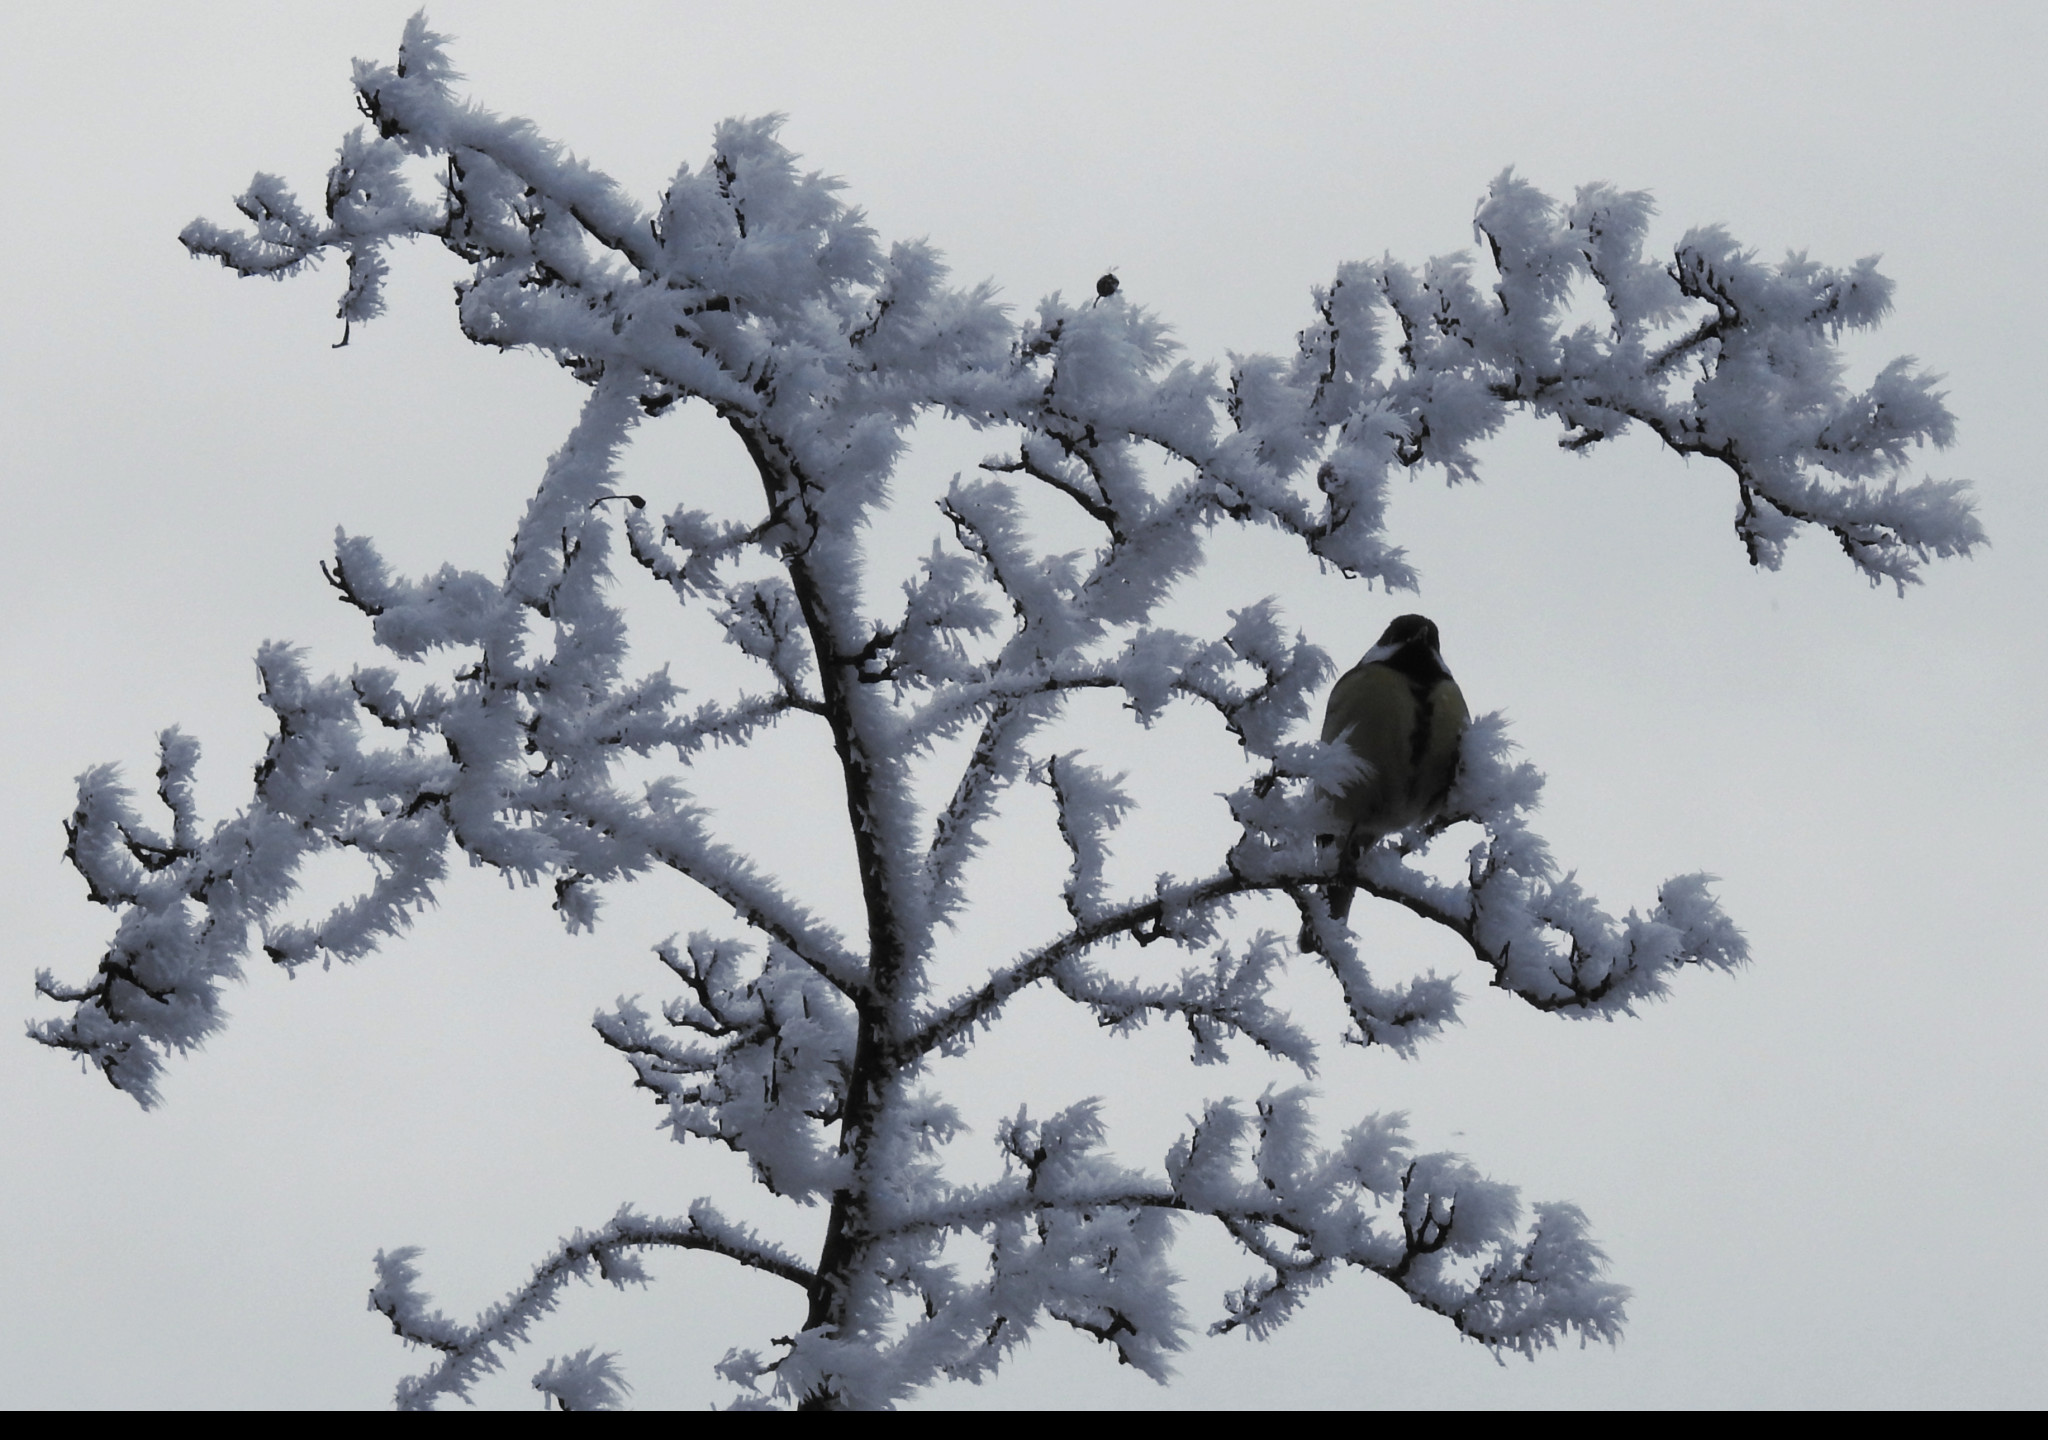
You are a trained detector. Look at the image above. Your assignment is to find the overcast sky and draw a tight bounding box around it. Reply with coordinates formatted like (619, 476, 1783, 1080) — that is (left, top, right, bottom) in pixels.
(4, 0, 2045, 1409)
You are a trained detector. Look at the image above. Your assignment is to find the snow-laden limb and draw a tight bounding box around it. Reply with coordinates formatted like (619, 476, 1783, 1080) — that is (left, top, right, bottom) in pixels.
(594, 934, 857, 1203)
(1176, 1093, 1624, 1354)
(180, 25, 1969, 602)
(39, 14, 1967, 1406)
(718, 1099, 1188, 1408)
(904, 714, 1740, 1065)
(371, 1201, 814, 1410)
(1472, 175, 1978, 591)
(36, 380, 866, 1105)
(909, 599, 1333, 956)
(1049, 931, 1320, 1071)
(32, 653, 456, 1105)
(1354, 713, 1751, 1013)
(1046, 753, 1133, 924)
(754, 1091, 1621, 1407)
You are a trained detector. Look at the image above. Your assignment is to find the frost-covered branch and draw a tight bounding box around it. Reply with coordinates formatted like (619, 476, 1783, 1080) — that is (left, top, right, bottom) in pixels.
(1047, 933, 1319, 1071)
(370, 1201, 813, 1410)
(1464, 178, 1978, 590)
(907, 712, 1743, 1065)
(764, 1092, 1624, 1408)
(594, 934, 857, 1203)
(1177, 1095, 1625, 1354)
(32, 658, 455, 1105)
(924, 699, 1042, 925)
(36, 13, 1963, 1406)
(1350, 713, 1750, 1014)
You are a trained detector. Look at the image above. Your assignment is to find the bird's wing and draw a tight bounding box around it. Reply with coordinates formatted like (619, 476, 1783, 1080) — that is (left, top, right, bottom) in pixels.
(1420, 677, 1470, 812)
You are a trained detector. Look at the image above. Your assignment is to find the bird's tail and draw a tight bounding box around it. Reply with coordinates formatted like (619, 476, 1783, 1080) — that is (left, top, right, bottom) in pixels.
(1326, 881, 1356, 922)
(1298, 828, 1371, 951)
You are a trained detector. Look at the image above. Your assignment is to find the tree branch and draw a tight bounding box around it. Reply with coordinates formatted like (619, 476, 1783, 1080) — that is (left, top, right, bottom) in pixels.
(373, 1201, 815, 1410)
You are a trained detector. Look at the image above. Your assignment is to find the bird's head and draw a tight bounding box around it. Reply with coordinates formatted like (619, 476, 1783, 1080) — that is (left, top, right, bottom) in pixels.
(1359, 613, 1452, 678)
(1375, 614, 1439, 650)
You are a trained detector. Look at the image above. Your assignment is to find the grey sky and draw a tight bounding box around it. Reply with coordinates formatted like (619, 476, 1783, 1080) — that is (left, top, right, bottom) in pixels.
(4, 0, 2043, 1408)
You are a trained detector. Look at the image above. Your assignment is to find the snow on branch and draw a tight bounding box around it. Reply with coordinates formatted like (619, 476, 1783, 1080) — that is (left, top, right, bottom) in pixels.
(178, 24, 1969, 599)
(594, 934, 857, 1202)
(1047, 932, 1319, 1071)
(39, 13, 1960, 1405)
(37, 382, 867, 1106)
(1176, 1091, 1626, 1354)
(33, 656, 456, 1105)
(1355, 713, 1751, 1014)
(371, 1201, 813, 1410)
(1046, 753, 1132, 924)
(1474, 176, 1978, 590)
(906, 710, 1740, 1068)
(774, 1090, 1625, 1405)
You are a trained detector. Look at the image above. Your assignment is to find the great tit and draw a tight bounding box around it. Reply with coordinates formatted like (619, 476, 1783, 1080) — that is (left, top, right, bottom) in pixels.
(1308, 613, 1469, 938)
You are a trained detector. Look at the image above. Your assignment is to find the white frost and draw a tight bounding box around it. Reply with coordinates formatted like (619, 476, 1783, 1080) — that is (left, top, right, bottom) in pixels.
(35, 14, 1969, 1410)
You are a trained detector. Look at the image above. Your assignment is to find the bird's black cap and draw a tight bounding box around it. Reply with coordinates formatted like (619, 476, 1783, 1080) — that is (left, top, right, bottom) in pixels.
(1375, 614, 1440, 649)
(1366, 614, 1451, 682)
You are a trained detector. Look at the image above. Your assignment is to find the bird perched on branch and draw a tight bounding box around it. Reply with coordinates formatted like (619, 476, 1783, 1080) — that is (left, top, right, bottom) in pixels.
(1304, 614, 1469, 944)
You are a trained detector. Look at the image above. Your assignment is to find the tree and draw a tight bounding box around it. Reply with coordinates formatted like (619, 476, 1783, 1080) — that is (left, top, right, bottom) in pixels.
(31, 15, 1978, 1411)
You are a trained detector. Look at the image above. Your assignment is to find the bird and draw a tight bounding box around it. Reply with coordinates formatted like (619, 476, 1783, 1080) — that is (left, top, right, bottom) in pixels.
(1304, 613, 1469, 944)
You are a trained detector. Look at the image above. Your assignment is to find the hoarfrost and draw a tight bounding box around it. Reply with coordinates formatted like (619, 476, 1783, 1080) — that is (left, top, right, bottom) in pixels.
(36, 14, 1975, 1409)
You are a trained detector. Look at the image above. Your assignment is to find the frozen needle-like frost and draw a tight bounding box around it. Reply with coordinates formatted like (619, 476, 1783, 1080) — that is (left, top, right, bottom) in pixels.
(36, 15, 1967, 1409)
